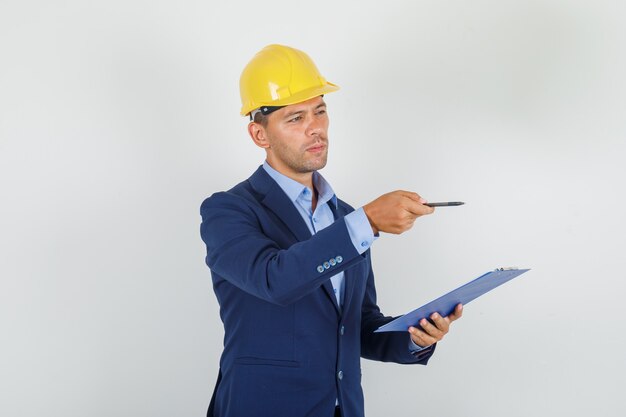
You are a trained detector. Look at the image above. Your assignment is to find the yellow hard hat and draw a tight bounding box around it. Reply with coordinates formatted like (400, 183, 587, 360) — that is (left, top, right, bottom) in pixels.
(239, 44, 340, 116)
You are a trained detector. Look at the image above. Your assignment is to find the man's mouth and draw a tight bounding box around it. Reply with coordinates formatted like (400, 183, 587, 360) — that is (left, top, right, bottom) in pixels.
(306, 143, 326, 153)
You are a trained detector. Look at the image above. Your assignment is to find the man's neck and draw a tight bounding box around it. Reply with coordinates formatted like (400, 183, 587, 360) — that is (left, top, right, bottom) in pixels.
(265, 160, 314, 190)
(264, 160, 318, 211)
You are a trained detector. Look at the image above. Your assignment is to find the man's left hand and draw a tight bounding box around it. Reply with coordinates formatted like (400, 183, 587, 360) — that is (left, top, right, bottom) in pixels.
(408, 304, 463, 347)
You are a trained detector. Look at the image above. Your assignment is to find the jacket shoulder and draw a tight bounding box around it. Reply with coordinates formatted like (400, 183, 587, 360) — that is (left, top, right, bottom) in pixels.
(200, 178, 260, 218)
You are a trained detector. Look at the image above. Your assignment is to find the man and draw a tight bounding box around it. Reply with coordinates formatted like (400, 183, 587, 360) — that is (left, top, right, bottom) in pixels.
(200, 44, 463, 417)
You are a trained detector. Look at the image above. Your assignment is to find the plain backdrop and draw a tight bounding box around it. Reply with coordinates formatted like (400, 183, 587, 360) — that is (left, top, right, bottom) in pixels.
(1, 1, 624, 416)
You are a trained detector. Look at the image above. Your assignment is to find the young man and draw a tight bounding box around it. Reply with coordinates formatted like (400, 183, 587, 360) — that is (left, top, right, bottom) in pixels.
(200, 44, 463, 417)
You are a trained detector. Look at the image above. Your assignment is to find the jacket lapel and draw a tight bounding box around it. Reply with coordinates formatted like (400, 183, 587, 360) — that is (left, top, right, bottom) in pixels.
(248, 166, 345, 316)
(248, 166, 312, 242)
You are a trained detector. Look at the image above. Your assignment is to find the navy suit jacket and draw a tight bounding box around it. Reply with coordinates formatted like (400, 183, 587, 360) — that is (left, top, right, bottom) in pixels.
(200, 166, 435, 417)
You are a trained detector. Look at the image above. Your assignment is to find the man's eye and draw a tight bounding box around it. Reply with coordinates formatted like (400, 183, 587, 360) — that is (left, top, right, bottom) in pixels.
(316, 109, 326, 115)
(288, 116, 302, 123)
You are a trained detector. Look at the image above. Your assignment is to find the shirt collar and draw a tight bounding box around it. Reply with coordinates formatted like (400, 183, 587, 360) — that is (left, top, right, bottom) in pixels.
(262, 161, 338, 209)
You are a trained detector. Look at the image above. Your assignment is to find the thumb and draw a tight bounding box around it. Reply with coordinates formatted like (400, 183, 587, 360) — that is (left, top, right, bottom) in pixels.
(399, 191, 424, 203)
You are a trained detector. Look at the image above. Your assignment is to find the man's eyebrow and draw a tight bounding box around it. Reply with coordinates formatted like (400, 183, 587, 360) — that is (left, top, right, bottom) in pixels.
(283, 103, 327, 119)
(283, 110, 304, 119)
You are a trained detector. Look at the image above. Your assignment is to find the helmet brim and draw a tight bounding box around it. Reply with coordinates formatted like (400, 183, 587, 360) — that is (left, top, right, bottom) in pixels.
(240, 82, 340, 116)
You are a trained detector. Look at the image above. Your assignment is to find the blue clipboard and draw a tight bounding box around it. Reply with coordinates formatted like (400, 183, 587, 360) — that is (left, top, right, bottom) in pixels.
(374, 268, 530, 333)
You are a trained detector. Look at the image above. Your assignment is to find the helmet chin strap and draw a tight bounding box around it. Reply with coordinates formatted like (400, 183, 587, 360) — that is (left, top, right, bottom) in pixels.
(250, 105, 284, 120)
(249, 95, 324, 120)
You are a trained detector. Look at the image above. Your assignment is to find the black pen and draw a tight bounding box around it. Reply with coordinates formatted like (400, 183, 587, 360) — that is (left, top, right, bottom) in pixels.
(424, 202, 465, 207)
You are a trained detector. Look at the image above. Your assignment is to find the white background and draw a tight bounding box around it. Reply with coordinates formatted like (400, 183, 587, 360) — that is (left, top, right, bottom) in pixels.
(1, 1, 624, 416)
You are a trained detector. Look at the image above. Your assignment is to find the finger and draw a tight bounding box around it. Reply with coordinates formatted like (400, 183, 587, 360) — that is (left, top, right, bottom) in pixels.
(418, 317, 445, 340)
(429, 312, 450, 334)
(408, 326, 437, 347)
(446, 304, 464, 323)
(404, 198, 434, 216)
(397, 190, 422, 202)
(398, 191, 432, 207)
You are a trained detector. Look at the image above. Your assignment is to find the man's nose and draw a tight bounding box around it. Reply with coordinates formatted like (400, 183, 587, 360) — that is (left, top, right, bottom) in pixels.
(305, 115, 324, 137)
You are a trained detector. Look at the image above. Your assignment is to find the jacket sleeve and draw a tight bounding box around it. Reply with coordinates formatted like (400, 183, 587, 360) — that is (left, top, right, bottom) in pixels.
(359, 251, 436, 365)
(200, 191, 367, 306)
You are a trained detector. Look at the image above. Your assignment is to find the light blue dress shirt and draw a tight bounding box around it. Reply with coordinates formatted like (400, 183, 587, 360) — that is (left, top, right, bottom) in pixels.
(263, 161, 374, 308)
(262, 161, 425, 352)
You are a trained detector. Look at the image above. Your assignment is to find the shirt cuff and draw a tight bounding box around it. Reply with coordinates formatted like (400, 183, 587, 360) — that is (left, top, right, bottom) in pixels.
(409, 337, 428, 353)
(344, 207, 376, 255)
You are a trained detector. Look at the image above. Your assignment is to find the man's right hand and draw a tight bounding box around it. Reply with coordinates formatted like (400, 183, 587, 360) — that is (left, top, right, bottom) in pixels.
(362, 190, 434, 235)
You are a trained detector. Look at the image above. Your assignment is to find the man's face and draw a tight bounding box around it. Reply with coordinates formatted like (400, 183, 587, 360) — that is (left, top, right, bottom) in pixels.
(261, 96, 329, 176)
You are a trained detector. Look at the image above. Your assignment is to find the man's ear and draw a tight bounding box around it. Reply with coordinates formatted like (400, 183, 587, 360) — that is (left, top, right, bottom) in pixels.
(248, 122, 270, 149)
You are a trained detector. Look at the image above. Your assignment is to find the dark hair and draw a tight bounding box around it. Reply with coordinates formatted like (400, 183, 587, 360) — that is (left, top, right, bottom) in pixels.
(253, 111, 270, 127)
